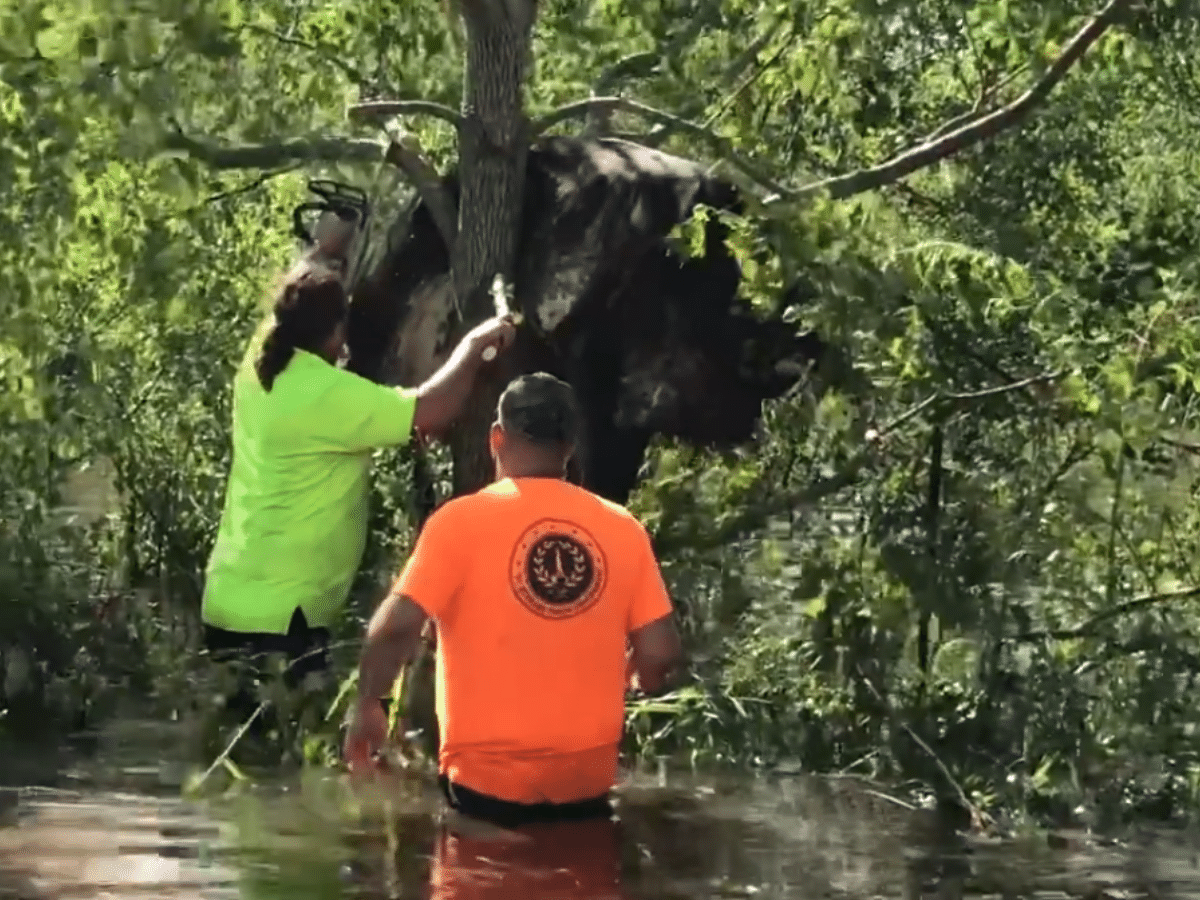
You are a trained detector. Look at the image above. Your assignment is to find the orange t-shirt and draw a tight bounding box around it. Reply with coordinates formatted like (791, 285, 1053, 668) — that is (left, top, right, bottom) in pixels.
(392, 477, 674, 804)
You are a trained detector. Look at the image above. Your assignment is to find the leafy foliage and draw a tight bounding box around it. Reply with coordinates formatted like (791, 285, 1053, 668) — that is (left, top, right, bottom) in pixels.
(5, 0, 1200, 826)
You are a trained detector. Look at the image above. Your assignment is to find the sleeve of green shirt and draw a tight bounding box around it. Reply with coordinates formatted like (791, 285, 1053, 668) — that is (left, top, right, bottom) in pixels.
(308, 368, 418, 453)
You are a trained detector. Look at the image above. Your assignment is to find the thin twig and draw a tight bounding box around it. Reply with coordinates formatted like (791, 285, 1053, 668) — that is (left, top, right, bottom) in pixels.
(702, 26, 796, 131)
(592, 51, 660, 97)
(198, 166, 300, 207)
(654, 371, 1064, 557)
(917, 63, 1032, 145)
(193, 701, 267, 791)
(855, 667, 987, 830)
(583, 12, 713, 135)
(237, 24, 372, 86)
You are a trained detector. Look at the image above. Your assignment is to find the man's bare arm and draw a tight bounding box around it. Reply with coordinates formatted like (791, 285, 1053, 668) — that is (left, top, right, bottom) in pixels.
(629, 614, 685, 695)
(356, 592, 430, 701)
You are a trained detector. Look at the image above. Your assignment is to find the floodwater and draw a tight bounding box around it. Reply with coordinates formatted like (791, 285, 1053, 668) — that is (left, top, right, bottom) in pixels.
(2, 723, 1200, 900)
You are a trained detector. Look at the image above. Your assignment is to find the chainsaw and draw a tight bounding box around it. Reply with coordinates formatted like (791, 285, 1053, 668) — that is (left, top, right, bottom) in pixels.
(291, 179, 372, 285)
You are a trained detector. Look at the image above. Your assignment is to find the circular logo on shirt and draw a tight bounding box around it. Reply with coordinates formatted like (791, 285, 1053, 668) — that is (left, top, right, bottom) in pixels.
(510, 519, 607, 619)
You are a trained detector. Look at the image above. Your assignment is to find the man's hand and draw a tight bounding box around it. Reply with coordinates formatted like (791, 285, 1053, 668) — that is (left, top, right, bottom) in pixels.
(343, 697, 389, 774)
(467, 315, 517, 362)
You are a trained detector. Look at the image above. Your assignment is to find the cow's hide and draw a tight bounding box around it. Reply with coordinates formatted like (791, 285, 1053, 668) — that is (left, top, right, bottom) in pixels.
(346, 136, 824, 503)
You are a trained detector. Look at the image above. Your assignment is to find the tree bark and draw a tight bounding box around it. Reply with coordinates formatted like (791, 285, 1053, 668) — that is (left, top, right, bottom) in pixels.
(447, 1, 535, 494)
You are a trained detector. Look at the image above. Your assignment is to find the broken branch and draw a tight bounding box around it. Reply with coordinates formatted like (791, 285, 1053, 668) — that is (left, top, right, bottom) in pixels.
(381, 121, 459, 254)
(766, 0, 1131, 207)
(348, 100, 464, 130)
(163, 130, 382, 169)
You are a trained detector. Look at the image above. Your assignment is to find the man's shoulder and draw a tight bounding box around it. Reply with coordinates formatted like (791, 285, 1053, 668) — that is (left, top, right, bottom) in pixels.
(563, 485, 650, 539)
(591, 492, 639, 523)
(425, 490, 492, 528)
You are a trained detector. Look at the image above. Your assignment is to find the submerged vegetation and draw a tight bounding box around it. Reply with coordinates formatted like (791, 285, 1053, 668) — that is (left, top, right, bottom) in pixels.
(4, 0, 1200, 830)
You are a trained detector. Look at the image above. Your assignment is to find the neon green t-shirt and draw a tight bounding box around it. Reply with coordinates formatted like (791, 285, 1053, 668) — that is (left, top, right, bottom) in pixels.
(202, 331, 416, 634)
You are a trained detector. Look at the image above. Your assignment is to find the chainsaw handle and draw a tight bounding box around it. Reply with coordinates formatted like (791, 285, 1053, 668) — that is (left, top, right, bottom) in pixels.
(292, 201, 326, 246)
(308, 179, 368, 210)
(292, 201, 367, 247)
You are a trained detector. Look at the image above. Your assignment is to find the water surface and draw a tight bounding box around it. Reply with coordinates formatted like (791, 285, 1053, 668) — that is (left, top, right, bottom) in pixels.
(2, 724, 1199, 900)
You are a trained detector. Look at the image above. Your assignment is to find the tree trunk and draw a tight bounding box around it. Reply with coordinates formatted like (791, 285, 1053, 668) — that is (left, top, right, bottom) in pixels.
(448, 1, 535, 495)
(917, 425, 944, 691)
(403, 0, 538, 758)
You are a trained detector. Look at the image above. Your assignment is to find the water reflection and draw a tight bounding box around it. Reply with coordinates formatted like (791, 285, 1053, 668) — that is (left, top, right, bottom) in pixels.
(2, 764, 1200, 900)
(0, 788, 238, 898)
(425, 816, 625, 900)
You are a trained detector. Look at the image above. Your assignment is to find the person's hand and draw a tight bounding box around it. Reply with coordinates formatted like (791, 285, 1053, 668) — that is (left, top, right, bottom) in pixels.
(466, 315, 517, 362)
(343, 696, 389, 774)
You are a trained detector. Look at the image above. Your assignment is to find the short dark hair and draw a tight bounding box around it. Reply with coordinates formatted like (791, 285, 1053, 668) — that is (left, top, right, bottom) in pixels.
(497, 373, 581, 447)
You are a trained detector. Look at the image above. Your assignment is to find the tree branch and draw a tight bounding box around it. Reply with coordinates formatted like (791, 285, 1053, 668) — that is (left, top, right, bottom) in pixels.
(704, 24, 795, 131)
(1015, 586, 1200, 642)
(584, 52, 660, 136)
(381, 121, 458, 254)
(593, 51, 660, 97)
(583, 11, 719, 136)
(348, 100, 464, 130)
(237, 24, 373, 87)
(913, 63, 1032, 147)
(764, 0, 1132, 207)
(163, 130, 382, 170)
(532, 96, 790, 195)
(1161, 435, 1200, 455)
(194, 167, 300, 209)
(854, 665, 987, 830)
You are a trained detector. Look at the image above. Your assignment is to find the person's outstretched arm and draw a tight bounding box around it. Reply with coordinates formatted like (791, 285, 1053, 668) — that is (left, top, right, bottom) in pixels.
(344, 504, 462, 770)
(309, 315, 516, 455)
(412, 316, 516, 438)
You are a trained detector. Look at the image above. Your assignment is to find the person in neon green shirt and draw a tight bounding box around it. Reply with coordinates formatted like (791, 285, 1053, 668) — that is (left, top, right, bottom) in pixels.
(202, 259, 515, 713)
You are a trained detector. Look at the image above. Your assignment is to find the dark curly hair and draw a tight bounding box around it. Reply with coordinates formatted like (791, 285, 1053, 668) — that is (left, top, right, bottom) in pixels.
(255, 263, 349, 392)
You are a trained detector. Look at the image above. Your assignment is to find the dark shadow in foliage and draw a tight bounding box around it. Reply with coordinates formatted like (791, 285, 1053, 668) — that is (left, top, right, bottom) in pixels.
(346, 136, 825, 504)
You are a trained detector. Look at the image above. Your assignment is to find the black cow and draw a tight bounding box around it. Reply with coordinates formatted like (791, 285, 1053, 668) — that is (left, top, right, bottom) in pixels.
(342, 136, 824, 504)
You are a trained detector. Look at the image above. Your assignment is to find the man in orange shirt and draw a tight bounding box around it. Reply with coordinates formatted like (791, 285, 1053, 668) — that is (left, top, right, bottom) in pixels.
(344, 372, 684, 826)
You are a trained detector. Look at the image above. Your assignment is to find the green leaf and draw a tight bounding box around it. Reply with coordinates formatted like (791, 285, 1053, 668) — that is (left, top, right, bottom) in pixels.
(34, 24, 75, 59)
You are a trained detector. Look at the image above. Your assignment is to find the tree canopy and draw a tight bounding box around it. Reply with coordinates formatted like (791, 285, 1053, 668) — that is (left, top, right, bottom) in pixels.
(5, 0, 1200, 822)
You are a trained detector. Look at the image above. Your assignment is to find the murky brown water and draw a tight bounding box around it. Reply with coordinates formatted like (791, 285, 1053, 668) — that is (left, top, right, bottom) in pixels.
(2, 722, 1200, 899)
